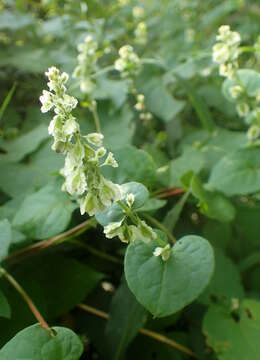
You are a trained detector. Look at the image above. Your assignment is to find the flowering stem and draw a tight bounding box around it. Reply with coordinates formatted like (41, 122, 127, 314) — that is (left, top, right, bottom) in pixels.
(118, 201, 166, 246)
(142, 213, 176, 244)
(0, 267, 54, 336)
(90, 102, 101, 133)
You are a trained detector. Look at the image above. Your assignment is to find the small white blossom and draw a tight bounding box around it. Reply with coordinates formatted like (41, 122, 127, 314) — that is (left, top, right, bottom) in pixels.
(247, 125, 260, 142)
(86, 133, 104, 146)
(103, 152, 118, 167)
(132, 6, 144, 18)
(40, 90, 53, 113)
(114, 45, 141, 79)
(236, 102, 250, 117)
(64, 167, 87, 196)
(212, 43, 230, 64)
(126, 193, 135, 208)
(229, 85, 243, 99)
(153, 244, 171, 261)
(104, 220, 124, 239)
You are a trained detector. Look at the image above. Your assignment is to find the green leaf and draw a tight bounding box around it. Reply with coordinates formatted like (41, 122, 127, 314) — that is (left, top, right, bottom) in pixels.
(12, 182, 76, 239)
(140, 77, 185, 122)
(125, 235, 214, 317)
(138, 198, 167, 212)
(0, 292, 11, 319)
(105, 281, 147, 360)
(203, 299, 260, 360)
(103, 145, 159, 189)
(190, 175, 235, 222)
(94, 77, 129, 108)
(0, 141, 63, 197)
(199, 248, 244, 305)
(208, 147, 260, 196)
(0, 219, 12, 262)
(0, 324, 83, 360)
(96, 181, 149, 226)
(170, 146, 205, 187)
(163, 191, 190, 232)
(0, 125, 48, 163)
(177, 76, 215, 131)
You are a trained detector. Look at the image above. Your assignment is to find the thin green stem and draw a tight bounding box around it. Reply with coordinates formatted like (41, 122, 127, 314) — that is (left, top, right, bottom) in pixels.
(0, 83, 17, 123)
(90, 102, 101, 133)
(0, 268, 54, 336)
(141, 213, 176, 244)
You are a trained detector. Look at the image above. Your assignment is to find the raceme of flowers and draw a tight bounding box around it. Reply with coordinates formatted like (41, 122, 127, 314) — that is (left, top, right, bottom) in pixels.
(73, 35, 99, 95)
(40, 67, 121, 217)
(213, 25, 260, 142)
(40, 66, 169, 261)
(212, 25, 241, 79)
(114, 45, 141, 79)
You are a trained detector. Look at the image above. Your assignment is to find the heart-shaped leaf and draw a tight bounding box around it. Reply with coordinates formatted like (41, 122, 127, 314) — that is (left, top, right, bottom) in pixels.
(0, 324, 83, 359)
(125, 235, 214, 317)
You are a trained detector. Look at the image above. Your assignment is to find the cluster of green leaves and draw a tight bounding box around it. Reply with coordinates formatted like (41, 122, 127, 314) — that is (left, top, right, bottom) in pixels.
(1, 0, 260, 359)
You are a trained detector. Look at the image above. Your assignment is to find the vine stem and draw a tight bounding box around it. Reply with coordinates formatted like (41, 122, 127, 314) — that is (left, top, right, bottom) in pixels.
(4, 218, 96, 264)
(77, 303, 197, 358)
(142, 213, 176, 244)
(90, 101, 101, 133)
(118, 201, 166, 246)
(0, 268, 54, 336)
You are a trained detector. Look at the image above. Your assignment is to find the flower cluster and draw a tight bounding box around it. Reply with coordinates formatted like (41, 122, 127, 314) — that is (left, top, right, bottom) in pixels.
(213, 26, 260, 143)
(104, 203, 156, 245)
(41, 66, 171, 261)
(40, 67, 122, 216)
(114, 45, 141, 79)
(134, 94, 152, 122)
(213, 25, 241, 79)
(132, 6, 144, 19)
(40, 67, 78, 153)
(73, 35, 99, 95)
(135, 22, 147, 45)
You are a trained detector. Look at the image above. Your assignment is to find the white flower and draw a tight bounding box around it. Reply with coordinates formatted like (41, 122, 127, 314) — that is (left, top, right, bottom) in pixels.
(96, 147, 106, 158)
(132, 6, 144, 18)
(40, 90, 53, 113)
(213, 43, 230, 64)
(247, 125, 260, 141)
(126, 193, 135, 208)
(219, 63, 234, 79)
(129, 220, 156, 243)
(65, 167, 87, 196)
(104, 220, 124, 239)
(153, 244, 171, 261)
(100, 178, 122, 207)
(236, 102, 250, 117)
(103, 152, 118, 167)
(229, 85, 243, 99)
(86, 133, 104, 146)
(114, 58, 126, 72)
(63, 116, 79, 136)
